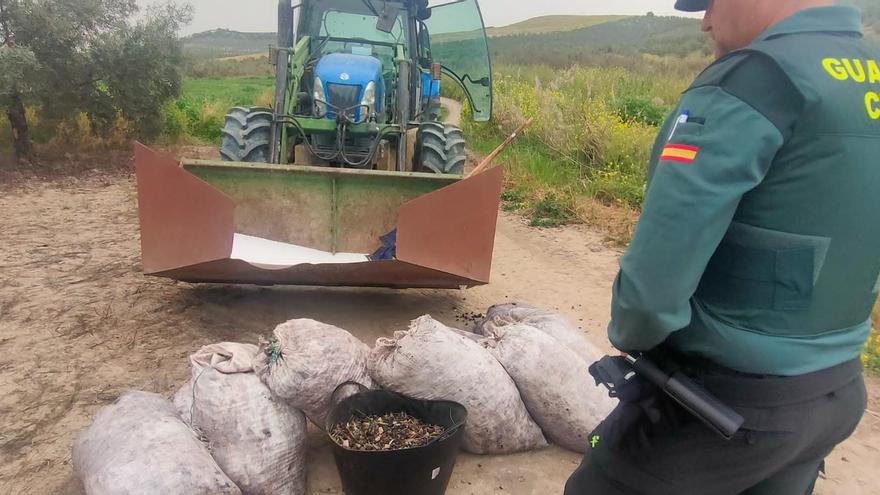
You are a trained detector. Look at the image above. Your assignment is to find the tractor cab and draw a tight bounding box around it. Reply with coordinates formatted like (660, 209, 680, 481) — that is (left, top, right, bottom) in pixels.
(299, 0, 409, 124)
(220, 0, 492, 175)
(297, 0, 491, 125)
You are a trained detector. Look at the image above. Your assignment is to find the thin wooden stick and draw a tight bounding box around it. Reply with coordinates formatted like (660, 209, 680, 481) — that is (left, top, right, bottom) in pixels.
(467, 117, 534, 178)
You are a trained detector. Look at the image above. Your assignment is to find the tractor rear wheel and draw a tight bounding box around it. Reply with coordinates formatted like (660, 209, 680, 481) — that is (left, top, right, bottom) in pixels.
(414, 122, 467, 175)
(220, 106, 273, 163)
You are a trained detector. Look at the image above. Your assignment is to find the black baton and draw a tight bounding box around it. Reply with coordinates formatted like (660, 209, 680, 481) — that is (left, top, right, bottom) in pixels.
(626, 354, 745, 439)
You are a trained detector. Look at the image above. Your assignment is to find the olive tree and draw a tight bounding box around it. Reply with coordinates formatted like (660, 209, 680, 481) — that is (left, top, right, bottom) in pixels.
(0, 0, 191, 160)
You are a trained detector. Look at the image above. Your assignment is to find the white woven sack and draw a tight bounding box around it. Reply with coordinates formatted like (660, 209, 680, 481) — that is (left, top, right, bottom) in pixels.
(368, 315, 547, 454)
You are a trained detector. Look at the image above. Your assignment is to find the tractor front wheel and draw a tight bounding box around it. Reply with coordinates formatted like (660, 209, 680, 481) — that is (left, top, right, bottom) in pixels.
(414, 122, 467, 175)
(220, 106, 273, 163)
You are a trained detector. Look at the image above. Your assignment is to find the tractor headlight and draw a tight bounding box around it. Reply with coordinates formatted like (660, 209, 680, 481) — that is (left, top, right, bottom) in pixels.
(360, 81, 376, 118)
(313, 76, 327, 116)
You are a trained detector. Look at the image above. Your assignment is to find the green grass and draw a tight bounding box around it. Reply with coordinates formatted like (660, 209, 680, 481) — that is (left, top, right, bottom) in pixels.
(180, 77, 274, 107)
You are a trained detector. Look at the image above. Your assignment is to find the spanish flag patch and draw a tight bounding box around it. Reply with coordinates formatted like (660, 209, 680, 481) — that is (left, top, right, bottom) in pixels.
(660, 144, 699, 164)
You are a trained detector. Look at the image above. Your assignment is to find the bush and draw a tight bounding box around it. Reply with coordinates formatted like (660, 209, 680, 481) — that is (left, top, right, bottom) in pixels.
(190, 101, 226, 143)
(161, 101, 188, 140)
(614, 96, 667, 126)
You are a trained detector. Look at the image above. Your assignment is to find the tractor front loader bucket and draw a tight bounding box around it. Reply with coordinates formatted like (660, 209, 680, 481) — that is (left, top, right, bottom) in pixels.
(133, 143, 503, 288)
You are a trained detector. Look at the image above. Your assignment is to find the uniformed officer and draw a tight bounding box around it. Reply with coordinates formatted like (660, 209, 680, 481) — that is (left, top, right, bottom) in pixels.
(565, 0, 880, 493)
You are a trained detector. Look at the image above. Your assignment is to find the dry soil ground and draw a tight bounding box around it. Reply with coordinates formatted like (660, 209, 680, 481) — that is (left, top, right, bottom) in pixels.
(1, 158, 879, 494)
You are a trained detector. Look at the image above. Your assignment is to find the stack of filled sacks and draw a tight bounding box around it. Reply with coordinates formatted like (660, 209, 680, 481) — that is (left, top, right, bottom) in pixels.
(368, 315, 549, 454)
(72, 305, 616, 494)
(368, 305, 617, 454)
(73, 319, 374, 495)
(475, 303, 618, 452)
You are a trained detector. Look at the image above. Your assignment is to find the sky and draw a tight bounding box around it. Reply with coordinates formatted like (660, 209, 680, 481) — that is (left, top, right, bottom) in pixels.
(136, 0, 699, 36)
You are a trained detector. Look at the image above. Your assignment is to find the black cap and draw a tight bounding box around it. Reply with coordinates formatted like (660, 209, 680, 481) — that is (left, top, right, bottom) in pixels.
(675, 0, 709, 12)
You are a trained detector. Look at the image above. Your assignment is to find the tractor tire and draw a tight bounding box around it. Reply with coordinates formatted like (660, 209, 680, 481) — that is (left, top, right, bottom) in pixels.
(444, 124, 467, 175)
(220, 106, 273, 163)
(414, 122, 467, 175)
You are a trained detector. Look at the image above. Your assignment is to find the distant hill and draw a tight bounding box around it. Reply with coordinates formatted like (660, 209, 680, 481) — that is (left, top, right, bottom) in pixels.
(486, 15, 709, 66)
(184, 15, 629, 58)
(183, 29, 275, 59)
(184, 5, 878, 62)
(485, 15, 627, 38)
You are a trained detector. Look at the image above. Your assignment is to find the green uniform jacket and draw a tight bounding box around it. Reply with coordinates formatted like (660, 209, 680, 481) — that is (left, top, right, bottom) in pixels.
(609, 6, 880, 376)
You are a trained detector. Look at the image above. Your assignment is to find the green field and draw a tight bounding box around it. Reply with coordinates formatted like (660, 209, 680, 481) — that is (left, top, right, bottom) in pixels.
(161, 77, 274, 143)
(181, 77, 274, 106)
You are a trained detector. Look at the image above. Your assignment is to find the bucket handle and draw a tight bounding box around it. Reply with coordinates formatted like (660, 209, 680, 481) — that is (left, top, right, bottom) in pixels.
(434, 413, 467, 444)
(329, 380, 372, 413)
(326, 381, 371, 432)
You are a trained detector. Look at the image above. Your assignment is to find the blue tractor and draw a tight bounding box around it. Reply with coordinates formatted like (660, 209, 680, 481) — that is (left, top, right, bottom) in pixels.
(220, 0, 493, 175)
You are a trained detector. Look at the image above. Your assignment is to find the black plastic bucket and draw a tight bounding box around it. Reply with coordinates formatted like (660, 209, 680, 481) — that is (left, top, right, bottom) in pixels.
(326, 388, 468, 495)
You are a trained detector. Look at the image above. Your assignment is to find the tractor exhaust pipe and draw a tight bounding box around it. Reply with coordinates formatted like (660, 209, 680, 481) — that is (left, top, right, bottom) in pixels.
(395, 58, 411, 172)
(271, 0, 294, 164)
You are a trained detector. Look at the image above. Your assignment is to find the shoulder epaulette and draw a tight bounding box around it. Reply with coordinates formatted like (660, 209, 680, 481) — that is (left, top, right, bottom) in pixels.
(689, 50, 806, 140)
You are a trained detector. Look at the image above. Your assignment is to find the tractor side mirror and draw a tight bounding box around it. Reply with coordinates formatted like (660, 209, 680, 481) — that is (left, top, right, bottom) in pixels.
(375, 4, 400, 33)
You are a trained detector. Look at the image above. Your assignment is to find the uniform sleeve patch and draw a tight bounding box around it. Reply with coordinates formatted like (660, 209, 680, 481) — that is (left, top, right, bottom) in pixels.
(660, 144, 700, 164)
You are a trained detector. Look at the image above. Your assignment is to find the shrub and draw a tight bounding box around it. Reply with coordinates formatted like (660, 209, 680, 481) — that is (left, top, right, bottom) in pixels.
(160, 101, 188, 140)
(614, 96, 668, 126)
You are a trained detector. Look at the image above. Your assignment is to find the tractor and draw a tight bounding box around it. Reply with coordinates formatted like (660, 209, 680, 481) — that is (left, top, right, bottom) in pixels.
(220, 0, 493, 175)
(132, 0, 503, 289)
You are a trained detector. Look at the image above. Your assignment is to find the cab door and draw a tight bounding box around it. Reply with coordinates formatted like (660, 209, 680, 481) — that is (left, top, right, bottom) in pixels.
(424, 0, 492, 121)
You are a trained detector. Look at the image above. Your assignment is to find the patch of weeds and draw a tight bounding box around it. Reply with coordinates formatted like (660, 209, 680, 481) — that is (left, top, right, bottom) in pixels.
(529, 193, 573, 228)
(865, 300, 880, 374)
(862, 329, 880, 374)
(501, 188, 529, 212)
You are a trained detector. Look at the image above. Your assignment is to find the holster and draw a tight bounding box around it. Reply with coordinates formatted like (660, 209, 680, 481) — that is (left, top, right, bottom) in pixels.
(589, 356, 681, 452)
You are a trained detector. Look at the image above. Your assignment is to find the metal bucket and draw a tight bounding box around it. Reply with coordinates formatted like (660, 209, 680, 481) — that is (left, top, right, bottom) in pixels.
(133, 143, 504, 288)
(325, 389, 467, 495)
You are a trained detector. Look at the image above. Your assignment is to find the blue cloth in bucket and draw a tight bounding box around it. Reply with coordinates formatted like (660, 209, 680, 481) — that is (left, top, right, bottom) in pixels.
(371, 229, 397, 260)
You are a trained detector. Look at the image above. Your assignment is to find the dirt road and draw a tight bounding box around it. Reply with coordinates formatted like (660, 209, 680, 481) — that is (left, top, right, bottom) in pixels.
(441, 97, 463, 126)
(1, 168, 878, 494)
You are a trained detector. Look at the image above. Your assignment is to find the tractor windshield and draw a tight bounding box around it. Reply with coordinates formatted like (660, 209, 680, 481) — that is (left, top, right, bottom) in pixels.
(426, 0, 492, 121)
(300, 0, 410, 47)
(320, 10, 406, 45)
(299, 0, 411, 71)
